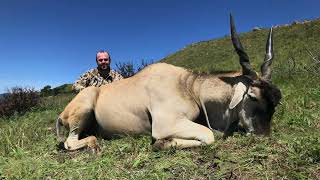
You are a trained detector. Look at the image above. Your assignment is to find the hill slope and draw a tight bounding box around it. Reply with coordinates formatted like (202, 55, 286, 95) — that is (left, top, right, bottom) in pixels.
(162, 19, 320, 76)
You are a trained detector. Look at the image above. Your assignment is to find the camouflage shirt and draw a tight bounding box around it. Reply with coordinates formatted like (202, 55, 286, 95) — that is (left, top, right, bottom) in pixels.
(72, 68, 123, 92)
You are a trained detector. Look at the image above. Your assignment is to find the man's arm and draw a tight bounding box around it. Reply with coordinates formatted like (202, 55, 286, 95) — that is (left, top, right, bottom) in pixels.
(72, 72, 92, 92)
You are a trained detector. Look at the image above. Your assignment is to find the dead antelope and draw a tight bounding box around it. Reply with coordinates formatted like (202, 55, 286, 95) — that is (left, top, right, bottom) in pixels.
(56, 15, 281, 152)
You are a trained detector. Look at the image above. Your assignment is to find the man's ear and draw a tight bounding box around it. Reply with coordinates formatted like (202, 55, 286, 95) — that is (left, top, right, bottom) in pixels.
(229, 82, 247, 109)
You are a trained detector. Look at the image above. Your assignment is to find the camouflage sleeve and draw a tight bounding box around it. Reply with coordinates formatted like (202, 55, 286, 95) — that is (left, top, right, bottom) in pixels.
(72, 71, 93, 92)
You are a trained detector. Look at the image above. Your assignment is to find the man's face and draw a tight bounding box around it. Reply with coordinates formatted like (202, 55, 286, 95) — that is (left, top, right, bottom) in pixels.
(96, 52, 110, 70)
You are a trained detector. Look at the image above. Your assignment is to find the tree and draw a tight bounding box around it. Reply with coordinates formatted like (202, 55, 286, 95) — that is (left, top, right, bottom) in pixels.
(40, 85, 52, 96)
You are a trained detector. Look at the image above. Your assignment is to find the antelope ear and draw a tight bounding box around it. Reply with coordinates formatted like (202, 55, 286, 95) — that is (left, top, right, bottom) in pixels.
(229, 82, 247, 109)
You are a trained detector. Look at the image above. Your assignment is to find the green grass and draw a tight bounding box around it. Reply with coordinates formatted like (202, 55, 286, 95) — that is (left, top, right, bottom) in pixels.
(1, 20, 320, 179)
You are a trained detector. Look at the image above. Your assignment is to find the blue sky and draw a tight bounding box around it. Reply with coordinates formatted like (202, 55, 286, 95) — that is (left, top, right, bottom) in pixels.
(0, 0, 319, 93)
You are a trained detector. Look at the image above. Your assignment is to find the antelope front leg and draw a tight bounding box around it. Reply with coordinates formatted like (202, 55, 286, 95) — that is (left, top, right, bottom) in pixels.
(152, 118, 215, 150)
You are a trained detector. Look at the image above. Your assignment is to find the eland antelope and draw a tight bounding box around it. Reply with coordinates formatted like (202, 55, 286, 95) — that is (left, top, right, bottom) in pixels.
(56, 15, 281, 152)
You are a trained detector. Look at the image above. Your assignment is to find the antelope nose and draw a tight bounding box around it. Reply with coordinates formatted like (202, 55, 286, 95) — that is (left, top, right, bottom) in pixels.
(246, 129, 254, 136)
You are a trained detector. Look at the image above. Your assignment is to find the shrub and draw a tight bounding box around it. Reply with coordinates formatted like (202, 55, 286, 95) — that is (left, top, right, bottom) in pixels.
(40, 85, 53, 96)
(0, 87, 40, 118)
(116, 59, 154, 78)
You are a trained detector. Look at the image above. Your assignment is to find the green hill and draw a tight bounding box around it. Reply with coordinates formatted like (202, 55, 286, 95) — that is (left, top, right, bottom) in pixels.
(0, 19, 319, 179)
(162, 19, 320, 76)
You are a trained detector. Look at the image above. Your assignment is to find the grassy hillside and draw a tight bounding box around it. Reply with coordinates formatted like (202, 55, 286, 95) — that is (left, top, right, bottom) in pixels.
(162, 19, 320, 74)
(0, 20, 319, 179)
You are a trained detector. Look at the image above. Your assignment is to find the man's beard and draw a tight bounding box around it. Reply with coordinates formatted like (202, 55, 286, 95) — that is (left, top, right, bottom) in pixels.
(98, 65, 111, 78)
(98, 65, 110, 72)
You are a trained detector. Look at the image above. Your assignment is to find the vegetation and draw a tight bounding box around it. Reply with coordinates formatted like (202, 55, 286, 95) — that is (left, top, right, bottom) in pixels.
(40, 84, 73, 97)
(0, 20, 319, 179)
(0, 87, 40, 118)
(115, 59, 154, 78)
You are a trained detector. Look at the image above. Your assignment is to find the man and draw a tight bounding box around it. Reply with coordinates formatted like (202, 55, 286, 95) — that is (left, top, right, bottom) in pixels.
(72, 50, 124, 92)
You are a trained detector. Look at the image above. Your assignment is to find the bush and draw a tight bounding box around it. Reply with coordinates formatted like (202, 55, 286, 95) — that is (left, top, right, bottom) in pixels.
(0, 87, 40, 118)
(116, 59, 154, 78)
(40, 85, 52, 96)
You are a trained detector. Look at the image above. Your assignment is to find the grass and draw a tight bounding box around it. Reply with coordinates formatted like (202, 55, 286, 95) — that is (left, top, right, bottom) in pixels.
(1, 20, 320, 179)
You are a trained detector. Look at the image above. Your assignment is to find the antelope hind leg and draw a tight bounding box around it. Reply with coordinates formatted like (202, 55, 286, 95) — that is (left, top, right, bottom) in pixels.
(64, 127, 100, 153)
(59, 87, 101, 153)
